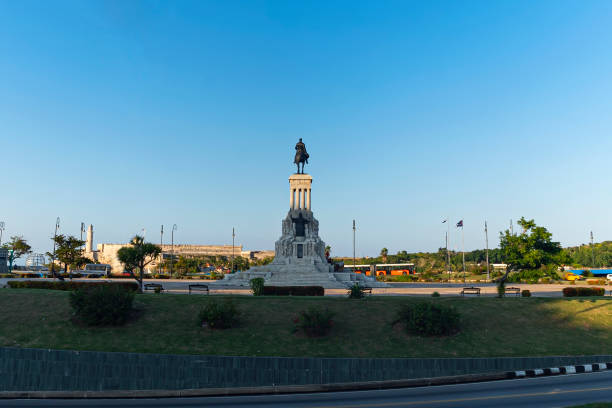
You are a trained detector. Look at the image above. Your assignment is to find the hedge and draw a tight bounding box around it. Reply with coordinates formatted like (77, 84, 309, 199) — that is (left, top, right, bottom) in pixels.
(262, 286, 324, 296)
(562, 287, 605, 297)
(7, 280, 139, 292)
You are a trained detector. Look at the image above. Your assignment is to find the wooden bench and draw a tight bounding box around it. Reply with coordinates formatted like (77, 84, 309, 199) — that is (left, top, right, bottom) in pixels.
(460, 287, 480, 296)
(362, 286, 373, 295)
(144, 283, 164, 293)
(189, 284, 209, 295)
(506, 287, 521, 297)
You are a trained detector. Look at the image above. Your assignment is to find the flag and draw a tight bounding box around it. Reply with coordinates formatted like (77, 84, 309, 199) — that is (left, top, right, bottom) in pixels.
(442, 219, 447, 224)
(456, 220, 463, 228)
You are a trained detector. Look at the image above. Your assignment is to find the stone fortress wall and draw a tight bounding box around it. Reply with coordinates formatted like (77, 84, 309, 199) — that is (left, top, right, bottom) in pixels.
(81, 225, 273, 273)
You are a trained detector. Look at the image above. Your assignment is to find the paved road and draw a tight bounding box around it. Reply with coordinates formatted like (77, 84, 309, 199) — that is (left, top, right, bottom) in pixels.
(3, 277, 609, 297)
(2, 371, 611, 407)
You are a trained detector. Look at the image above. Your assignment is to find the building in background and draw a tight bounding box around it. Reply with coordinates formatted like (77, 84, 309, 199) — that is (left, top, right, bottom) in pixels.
(82, 225, 273, 273)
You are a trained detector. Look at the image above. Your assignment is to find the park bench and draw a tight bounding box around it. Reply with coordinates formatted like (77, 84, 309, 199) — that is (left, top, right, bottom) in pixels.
(460, 287, 480, 296)
(362, 286, 373, 295)
(506, 287, 521, 297)
(144, 283, 164, 293)
(189, 284, 209, 295)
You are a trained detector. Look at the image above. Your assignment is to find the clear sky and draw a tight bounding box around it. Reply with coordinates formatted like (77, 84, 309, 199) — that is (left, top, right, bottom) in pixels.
(2, 0, 612, 259)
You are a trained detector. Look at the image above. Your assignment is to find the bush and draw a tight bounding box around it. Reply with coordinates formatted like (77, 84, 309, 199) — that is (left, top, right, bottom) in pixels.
(587, 279, 606, 285)
(8, 280, 139, 292)
(262, 286, 324, 296)
(198, 299, 241, 329)
(562, 287, 605, 297)
(69, 285, 134, 326)
(521, 289, 531, 297)
(347, 283, 366, 299)
(294, 307, 334, 337)
(582, 270, 594, 278)
(250, 278, 265, 296)
(432, 291, 440, 297)
(396, 302, 460, 336)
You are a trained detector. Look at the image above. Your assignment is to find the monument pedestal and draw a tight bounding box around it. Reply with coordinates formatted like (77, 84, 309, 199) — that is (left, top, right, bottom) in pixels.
(223, 173, 383, 288)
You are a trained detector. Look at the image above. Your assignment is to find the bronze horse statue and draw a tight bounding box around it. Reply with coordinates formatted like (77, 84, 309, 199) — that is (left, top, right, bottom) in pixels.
(294, 138, 309, 174)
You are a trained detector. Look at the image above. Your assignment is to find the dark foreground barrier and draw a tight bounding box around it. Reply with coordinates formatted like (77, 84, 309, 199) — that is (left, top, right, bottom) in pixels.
(1, 347, 611, 391)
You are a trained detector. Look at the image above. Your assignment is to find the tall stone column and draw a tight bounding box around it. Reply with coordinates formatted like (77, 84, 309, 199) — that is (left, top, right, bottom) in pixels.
(289, 174, 313, 212)
(300, 188, 305, 209)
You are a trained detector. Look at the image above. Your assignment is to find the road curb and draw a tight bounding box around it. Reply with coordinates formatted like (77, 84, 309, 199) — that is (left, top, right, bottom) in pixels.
(1, 362, 609, 400)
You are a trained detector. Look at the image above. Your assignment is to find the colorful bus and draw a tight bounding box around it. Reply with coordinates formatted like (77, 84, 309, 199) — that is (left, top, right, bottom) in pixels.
(344, 263, 416, 276)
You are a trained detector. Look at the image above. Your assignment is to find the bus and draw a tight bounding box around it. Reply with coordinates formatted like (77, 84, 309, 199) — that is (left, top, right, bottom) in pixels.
(344, 263, 416, 277)
(79, 264, 112, 278)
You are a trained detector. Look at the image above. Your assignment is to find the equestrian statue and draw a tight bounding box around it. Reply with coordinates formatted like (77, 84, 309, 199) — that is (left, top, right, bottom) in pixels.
(294, 138, 309, 174)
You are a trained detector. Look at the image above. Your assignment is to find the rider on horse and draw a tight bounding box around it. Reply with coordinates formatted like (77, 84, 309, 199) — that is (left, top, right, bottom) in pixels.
(294, 138, 309, 174)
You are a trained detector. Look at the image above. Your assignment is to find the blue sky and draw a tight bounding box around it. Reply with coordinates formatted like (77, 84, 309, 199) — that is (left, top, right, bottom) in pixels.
(1, 0, 612, 258)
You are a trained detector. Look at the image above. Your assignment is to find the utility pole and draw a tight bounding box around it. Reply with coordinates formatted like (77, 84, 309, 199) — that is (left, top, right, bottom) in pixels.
(170, 224, 177, 276)
(510, 219, 513, 235)
(443, 218, 450, 283)
(590, 231, 595, 268)
(0, 221, 4, 245)
(80, 222, 85, 243)
(352, 219, 356, 270)
(51, 217, 60, 279)
(231, 227, 235, 273)
(159, 225, 164, 274)
(485, 221, 490, 282)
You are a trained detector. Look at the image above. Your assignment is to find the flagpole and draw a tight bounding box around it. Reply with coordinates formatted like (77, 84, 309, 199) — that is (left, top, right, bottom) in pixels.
(447, 218, 451, 283)
(485, 221, 490, 282)
(462, 223, 465, 283)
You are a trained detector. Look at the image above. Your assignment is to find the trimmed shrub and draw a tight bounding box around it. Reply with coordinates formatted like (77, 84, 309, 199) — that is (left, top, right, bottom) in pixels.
(294, 307, 334, 337)
(396, 302, 460, 336)
(587, 279, 606, 285)
(431, 291, 440, 297)
(563, 287, 605, 297)
(347, 283, 366, 299)
(69, 285, 135, 326)
(198, 299, 241, 329)
(262, 286, 324, 296)
(8, 280, 138, 292)
(250, 277, 265, 296)
(521, 289, 531, 297)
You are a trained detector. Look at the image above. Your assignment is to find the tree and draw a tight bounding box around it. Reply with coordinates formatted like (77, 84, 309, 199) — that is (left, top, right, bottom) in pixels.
(498, 217, 567, 283)
(380, 248, 388, 263)
(2, 236, 31, 273)
(48, 235, 86, 275)
(117, 236, 161, 292)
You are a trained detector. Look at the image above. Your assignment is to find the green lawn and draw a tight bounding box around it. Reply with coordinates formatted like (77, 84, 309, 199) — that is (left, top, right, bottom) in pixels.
(0, 288, 611, 358)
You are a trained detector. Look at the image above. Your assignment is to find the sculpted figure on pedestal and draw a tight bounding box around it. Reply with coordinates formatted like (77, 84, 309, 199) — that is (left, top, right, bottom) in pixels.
(294, 138, 309, 174)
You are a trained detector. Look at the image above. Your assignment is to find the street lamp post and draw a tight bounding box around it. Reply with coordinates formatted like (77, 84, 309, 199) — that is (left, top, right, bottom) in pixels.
(352, 220, 356, 270)
(485, 221, 490, 282)
(170, 224, 177, 276)
(231, 227, 235, 273)
(51, 217, 60, 279)
(159, 225, 164, 275)
(0, 222, 5, 246)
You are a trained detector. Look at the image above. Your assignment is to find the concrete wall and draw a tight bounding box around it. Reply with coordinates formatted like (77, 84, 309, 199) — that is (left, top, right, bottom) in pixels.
(91, 244, 247, 274)
(1, 347, 610, 391)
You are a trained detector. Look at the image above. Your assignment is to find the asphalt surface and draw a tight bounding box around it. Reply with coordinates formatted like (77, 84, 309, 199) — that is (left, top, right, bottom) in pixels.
(4, 277, 609, 297)
(2, 371, 611, 408)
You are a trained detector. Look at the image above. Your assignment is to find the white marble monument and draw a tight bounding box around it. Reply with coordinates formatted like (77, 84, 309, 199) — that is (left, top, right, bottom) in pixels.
(222, 171, 381, 288)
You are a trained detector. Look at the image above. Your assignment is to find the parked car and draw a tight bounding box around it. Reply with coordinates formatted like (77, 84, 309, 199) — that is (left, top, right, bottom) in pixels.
(606, 274, 612, 282)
